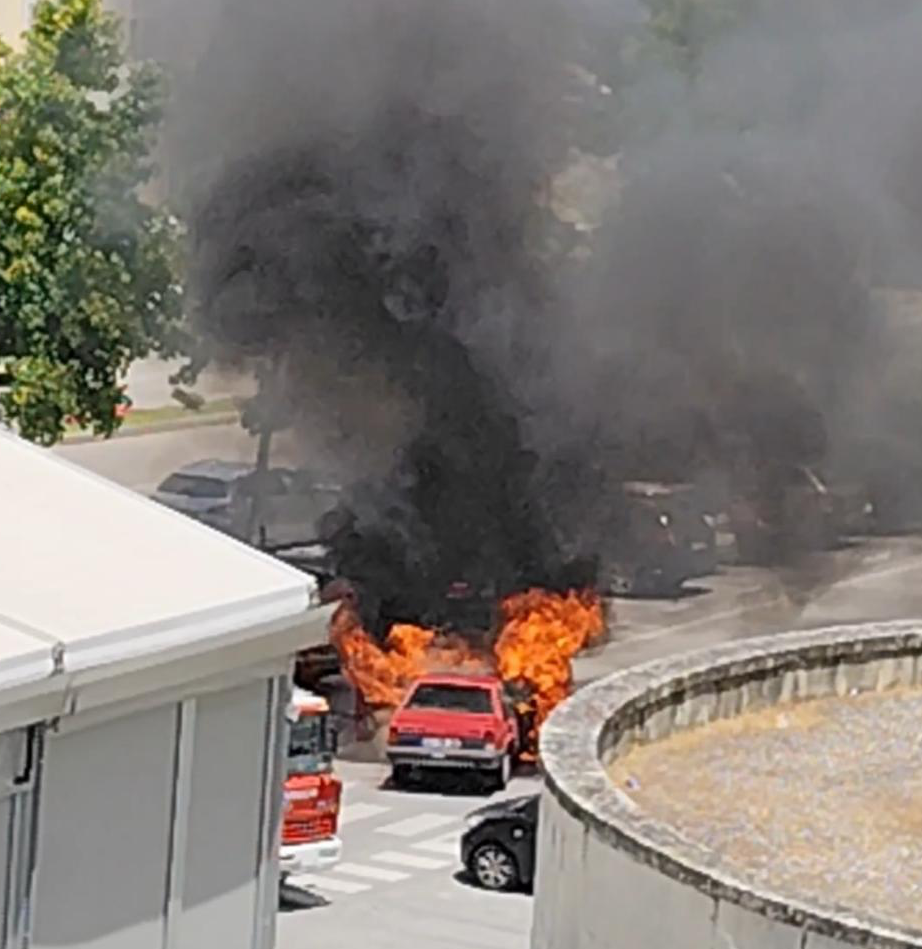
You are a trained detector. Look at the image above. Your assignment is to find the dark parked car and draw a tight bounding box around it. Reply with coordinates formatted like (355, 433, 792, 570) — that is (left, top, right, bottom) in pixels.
(729, 465, 872, 564)
(460, 794, 538, 891)
(604, 481, 717, 597)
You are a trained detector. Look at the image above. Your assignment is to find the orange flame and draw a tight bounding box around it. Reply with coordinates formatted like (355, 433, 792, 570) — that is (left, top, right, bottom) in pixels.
(329, 603, 486, 707)
(494, 589, 604, 745)
(329, 588, 605, 750)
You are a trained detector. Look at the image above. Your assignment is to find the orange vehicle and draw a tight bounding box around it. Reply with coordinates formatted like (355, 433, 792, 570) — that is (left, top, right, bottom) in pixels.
(279, 687, 343, 881)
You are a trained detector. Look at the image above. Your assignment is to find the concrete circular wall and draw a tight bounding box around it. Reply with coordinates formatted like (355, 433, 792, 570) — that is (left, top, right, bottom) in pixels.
(534, 621, 922, 949)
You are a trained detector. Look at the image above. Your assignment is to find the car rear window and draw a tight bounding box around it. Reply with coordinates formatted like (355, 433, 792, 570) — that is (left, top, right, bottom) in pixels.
(157, 474, 229, 499)
(406, 684, 492, 714)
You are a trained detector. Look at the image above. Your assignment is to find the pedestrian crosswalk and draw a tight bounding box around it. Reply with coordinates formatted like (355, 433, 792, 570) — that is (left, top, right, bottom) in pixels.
(339, 802, 390, 826)
(285, 801, 464, 900)
(333, 862, 410, 883)
(375, 813, 457, 837)
(373, 851, 450, 870)
(412, 831, 460, 856)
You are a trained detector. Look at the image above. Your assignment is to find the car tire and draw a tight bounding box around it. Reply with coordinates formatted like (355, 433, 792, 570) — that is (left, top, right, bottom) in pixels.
(391, 765, 411, 789)
(470, 842, 520, 891)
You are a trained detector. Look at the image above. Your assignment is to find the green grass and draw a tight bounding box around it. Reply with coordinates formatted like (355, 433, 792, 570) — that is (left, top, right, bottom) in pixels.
(64, 396, 240, 437)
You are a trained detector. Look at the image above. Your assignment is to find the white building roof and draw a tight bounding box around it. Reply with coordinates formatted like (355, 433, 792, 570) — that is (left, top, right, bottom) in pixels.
(0, 431, 318, 695)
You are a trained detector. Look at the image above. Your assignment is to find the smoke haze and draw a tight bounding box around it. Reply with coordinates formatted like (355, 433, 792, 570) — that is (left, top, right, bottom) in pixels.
(145, 0, 922, 628)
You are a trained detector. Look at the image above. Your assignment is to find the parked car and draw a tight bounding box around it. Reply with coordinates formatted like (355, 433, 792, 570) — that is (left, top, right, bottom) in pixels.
(151, 460, 341, 545)
(386, 673, 520, 789)
(856, 442, 922, 535)
(604, 481, 717, 597)
(730, 465, 872, 564)
(867, 467, 922, 534)
(461, 794, 538, 891)
(151, 459, 256, 536)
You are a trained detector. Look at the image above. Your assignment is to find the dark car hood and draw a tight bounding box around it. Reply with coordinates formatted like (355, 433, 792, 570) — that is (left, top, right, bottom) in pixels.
(467, 794, 537, 823)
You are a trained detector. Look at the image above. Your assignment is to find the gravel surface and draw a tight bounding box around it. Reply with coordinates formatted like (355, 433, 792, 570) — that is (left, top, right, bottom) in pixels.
(609, 687, 922, 928)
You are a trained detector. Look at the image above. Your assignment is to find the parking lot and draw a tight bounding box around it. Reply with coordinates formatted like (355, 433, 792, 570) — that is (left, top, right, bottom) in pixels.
(278, 760, 537, 949)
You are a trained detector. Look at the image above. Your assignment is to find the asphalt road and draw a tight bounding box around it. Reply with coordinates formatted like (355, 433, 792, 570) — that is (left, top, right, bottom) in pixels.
(277, 761, 538, 949)
(121, 357, 252, 409)
(575, 534, 922, 683)
(53, 417, 349, 496)
(54, 422, 261, 493)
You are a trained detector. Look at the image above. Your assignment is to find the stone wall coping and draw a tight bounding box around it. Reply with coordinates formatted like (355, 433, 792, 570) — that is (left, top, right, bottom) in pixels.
(540, 621, 922, 949)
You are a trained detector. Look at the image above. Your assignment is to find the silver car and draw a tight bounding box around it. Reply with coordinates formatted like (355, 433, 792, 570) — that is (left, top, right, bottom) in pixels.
(152, 460, 256, 537)
(152, 460, 341, 546)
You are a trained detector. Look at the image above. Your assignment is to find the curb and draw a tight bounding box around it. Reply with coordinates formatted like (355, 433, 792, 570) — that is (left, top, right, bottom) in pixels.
(62, 411, 241, 445)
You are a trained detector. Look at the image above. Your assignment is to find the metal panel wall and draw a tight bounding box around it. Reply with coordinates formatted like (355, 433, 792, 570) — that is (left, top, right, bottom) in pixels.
(0, 729, 35, 949)
(29, 705, 177, 949)
(175, 680, 272, 949)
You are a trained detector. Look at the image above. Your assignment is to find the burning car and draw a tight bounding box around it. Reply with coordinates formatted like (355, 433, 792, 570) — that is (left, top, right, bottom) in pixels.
(327, 589, 604, 767)
(386, 672, 520, 789)
(603, 481, 717, 597)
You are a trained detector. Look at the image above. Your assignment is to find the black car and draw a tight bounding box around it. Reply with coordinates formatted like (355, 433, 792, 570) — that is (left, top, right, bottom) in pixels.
(460, 794, 538, 891)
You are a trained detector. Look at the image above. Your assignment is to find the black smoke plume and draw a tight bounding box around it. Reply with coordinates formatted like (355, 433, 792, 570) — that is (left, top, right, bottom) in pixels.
(151, 0, 922, 631)
(165, 0, 602, 632)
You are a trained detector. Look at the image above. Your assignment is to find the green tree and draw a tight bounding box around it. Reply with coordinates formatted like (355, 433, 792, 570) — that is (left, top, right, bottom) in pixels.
(642, 0, 754, 80)
(0, 0, 184, 444)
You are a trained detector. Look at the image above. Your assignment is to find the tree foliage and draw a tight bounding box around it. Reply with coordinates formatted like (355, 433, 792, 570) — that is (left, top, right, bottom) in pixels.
(0, 0, 184, 444)
(641, 0, 754, 80)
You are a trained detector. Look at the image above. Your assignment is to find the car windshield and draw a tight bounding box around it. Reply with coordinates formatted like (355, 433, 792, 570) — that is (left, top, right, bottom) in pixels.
(157, 474, 229, 499)
(407, 684, 492, 713)
(287, 714, 333, 776)
(289, 716, 324, 757)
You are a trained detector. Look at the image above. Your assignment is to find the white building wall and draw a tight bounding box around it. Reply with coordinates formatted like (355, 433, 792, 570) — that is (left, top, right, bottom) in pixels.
(177, 679, 275, 949)
(30, 704, 178, 949)
(18, 671, 286, 949)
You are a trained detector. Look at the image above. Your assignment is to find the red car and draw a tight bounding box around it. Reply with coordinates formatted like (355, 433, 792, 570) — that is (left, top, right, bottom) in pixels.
(386, 673, 520, 789)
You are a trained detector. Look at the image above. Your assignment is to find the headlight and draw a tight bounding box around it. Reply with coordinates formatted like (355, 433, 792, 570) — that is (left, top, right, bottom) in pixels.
(658, 513, 670, 527)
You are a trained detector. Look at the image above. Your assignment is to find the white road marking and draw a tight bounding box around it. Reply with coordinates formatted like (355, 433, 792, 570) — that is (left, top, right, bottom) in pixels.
(286, 873, 371, 894)
(832, 552, 922, 588)
(373, 850, 451, 870)
(614, 591, 786, 645)
(333, 862, 410, 882)
(340, 802, 390, 826)
(413, 831, 461, 856)
(375, 813, 458, 838)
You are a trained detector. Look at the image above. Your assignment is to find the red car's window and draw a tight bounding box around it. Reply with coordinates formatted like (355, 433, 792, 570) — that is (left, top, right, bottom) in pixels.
(406, 684, 492, 714)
